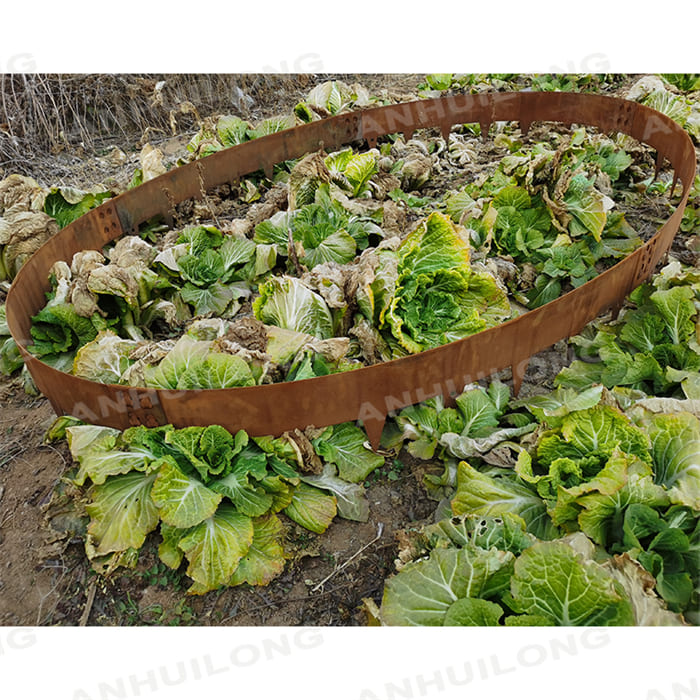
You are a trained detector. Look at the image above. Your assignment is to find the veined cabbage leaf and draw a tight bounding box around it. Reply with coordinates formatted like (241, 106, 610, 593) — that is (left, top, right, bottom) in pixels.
(647, 412, 700, 510)
(312, 422, 385, 482)
(177, 505, 254, 594)
(229, 514, 287, 586)
(253, 276, 334, 338)
(508, 539, 635, 625)
(380, 212, 510, 353)
(85, 471, 160, 556)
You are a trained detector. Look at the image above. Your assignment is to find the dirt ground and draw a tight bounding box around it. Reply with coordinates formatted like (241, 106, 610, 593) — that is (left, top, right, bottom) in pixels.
(0, 72, 686, 627)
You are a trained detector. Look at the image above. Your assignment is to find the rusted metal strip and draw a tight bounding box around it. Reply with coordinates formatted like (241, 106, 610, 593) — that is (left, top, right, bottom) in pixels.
(6, 92, 696, 447)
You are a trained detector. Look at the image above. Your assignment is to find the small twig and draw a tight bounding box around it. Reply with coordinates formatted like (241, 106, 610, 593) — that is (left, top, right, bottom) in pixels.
(79, 581, 97, 626)
(0, 449, 23, 468)
(311, 523, 384, 593)
(35, 566, 69, 626)
(287, 226, 304, 276)
(195, 160, 222, 228)
(219, 580, 358, 623)
(38, 443, 68, 469)
(0, 493, 17, 528)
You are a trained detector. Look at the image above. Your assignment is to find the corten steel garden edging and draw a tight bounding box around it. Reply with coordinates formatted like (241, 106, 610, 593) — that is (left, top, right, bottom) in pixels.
(6, 91, 697, 449)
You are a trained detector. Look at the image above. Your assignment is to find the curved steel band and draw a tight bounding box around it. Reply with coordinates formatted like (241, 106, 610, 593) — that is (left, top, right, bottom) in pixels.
(6, 91, 697, 447)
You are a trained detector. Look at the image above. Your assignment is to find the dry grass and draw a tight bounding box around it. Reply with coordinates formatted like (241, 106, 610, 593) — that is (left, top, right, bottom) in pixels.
(0, 74, 318, 181)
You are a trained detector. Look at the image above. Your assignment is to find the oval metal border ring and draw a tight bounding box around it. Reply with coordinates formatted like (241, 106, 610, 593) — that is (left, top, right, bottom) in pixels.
(6, 91, 697, 448)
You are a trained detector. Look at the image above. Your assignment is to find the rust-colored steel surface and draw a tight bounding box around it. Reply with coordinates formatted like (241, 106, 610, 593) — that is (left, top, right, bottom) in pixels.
(6, 92, 697, 448)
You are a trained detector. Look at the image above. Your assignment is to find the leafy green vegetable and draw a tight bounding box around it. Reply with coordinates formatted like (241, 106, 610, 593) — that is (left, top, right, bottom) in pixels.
(443, 597, 504, 626)
(423, 74, 455, 91)
(151, 459, 223, 528)
(377, 512, 680, 627)
(0, 304, 23, 375)
(620, 504, 699, 615)
(85, 471, 160, 556)
(641, 90, 692, 129)
(229, 514, 287, 586)
(312, 422, 385, 482)
(508, 540, 635, 625)
(71, 330, 137, 384)
(254, 188, 379, 269)
(297, 80, 369, 118)
(649, 286, 696, 345)
(177, 505, 254, 594)
(61, 420, 381, 593)
(490, 187, 554, 259)
(217, 115, 251, 147)
(325, 149, 377, 198)
(537, 405, 651, 471)
(253, 276, 334, 338)
(283, 482, 337, 533)
(29, 303, 104, 359)
(573, 455, 670, 546)
(246, 114, 296, 141)
(452, 461, 559, 540)
(379, 212, 510, 353)
(556, 266, 699, 395)
(647, 412, 700, 510)
(67, 426, 154, 487)
(300, 465, 370, 521)
(210, 468, 274, 517)
(380, 544, 514, 625)
(564, 173, 612, 240)
(143, 336, 256, 391)
(43, 187, 112, 229)
(662, 74, 700, 92)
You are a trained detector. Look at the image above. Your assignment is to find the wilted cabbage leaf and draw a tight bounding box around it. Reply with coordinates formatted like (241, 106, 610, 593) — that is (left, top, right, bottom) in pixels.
(283, 482, 337, 533)
(71, 330, 138, 384)
(177, 504, 254, 594)
(229, 514, 287, 586)
(300, 464, 370, 522)
(85, 471, 160, 555)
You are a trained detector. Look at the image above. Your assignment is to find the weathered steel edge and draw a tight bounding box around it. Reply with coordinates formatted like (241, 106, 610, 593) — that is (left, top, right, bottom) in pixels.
(6, 92, 697, 448)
